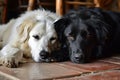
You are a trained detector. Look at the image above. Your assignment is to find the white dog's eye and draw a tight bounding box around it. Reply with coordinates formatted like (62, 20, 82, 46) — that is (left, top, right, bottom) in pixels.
(33, 35, 40, 40)
(67, 36, 74, 41)
(50, 37, 56, 44)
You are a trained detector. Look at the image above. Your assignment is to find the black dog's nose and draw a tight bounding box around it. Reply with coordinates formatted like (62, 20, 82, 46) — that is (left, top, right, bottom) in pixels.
(74, 54, 84, 63)
(40, 50, 48, 59)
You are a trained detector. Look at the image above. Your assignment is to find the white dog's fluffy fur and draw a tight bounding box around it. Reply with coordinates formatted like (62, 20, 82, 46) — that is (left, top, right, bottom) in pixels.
(0, 10, 60, 67)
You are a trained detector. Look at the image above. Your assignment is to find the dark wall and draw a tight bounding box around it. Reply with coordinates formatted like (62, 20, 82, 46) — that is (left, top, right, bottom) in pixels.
(6, 0, 20, 22)
(6, 0, 56, 23)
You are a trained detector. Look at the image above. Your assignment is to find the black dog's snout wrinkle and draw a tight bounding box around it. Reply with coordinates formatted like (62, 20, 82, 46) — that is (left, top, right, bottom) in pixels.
(73, 49, 82, 54)
(77, 49, 82, 53)
(39, 50, 48, 59)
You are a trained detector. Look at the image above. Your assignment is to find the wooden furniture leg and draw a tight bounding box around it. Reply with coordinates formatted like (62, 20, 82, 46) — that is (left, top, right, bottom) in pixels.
(56, 0, 63, 16)
(27, 0, 35, 11)
(2, 0, 7, 23)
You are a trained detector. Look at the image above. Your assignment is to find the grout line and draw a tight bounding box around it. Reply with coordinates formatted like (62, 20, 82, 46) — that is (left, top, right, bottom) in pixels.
(99, 60, 120, 65)
(55, 68, 120, 80)
(0, 71, 20, 80)
(112, 57, 120, 59)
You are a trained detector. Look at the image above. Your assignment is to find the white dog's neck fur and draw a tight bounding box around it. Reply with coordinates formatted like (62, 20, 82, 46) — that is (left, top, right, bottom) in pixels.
(0, 19, 16, 46)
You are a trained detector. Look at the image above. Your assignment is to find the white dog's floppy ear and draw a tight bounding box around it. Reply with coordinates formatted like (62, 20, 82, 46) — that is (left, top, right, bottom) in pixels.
(17, 20, 36, 43)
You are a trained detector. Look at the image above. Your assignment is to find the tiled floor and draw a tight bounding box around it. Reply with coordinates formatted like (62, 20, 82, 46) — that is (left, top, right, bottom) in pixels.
(0, 55, 120, 80)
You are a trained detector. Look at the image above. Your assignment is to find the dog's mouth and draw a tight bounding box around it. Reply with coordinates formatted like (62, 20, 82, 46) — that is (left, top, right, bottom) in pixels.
(33, 55, 57, 63)
(39, 51, 69, 62)
(69, 47, 91, 63)
(33, 49, 69, 63)
(70, 52, 84, 63)
(71, 52, 92, 63)
(38, 57, 55, 63)
(34, 50, 58, 63)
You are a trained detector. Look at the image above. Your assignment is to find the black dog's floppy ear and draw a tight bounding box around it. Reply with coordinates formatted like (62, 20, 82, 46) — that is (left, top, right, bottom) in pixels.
(54, 18, 71, 43)
(84, 16, 110, 57)
(54, 18, 71, 32)
(86, 16, 110, 45)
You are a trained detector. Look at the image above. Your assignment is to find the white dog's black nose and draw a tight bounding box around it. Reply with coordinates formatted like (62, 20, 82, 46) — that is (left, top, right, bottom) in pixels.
(40, 50, 48, 59)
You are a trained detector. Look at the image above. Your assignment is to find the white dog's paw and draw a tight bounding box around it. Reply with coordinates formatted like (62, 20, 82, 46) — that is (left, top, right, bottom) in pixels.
(0, 56, 19, 68)
(0, 46, 23, 68)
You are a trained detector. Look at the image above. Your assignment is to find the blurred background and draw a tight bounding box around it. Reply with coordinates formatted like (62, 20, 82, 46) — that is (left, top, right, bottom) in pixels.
(0, 0, 120, 24)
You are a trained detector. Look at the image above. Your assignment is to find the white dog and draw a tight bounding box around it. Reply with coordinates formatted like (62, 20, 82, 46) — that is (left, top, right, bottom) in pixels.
(0, 10, 60, 67)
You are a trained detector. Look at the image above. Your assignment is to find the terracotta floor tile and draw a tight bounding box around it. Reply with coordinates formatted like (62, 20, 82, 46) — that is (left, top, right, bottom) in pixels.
(0, 75, 12, 80)
(0, 55, 119, 80)
(56, 70, 120, 80)
(99, 57, 120, 65)
(56, 62, 91, 73)
(60, 61, 120, 72)
(0, 63, 81, 80)
(0, 67, 19, 80)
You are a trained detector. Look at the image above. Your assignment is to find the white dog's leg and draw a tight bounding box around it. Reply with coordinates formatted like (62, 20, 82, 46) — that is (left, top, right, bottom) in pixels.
(0, 44, 23, 68)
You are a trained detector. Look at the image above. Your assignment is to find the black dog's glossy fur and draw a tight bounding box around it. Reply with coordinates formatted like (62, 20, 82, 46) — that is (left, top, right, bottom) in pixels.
(54, 7, 120, 63)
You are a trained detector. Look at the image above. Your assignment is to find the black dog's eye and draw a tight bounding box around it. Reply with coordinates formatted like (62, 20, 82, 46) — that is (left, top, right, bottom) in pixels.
(80, 30, 87, 38)
(33, 35, 40, 40)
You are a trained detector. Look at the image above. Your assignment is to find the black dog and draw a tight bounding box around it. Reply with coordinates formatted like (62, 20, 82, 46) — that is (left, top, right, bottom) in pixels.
(54, 7, 120, 63)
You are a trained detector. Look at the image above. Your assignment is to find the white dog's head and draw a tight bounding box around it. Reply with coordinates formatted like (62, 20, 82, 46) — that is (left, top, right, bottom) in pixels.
(28, 20, 60, 62)
(17, 10, 61, 62)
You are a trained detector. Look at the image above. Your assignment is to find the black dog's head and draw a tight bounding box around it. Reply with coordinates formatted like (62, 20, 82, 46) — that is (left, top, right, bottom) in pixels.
(54, 7, 110, 63)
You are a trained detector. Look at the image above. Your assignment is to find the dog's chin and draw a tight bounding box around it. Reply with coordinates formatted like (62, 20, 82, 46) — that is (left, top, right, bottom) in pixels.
(33, 58, 50, 63)
(71, 56, 91, 64)
(71, 57, 85, 64)
(70, 54, 89, 64)
(33, 56, 57, 63)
